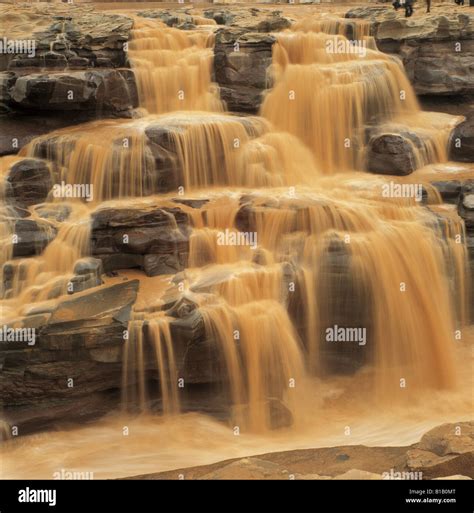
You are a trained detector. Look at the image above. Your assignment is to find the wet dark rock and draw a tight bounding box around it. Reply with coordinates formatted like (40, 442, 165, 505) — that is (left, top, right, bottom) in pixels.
(172, 198, 209, 209)
(168, 310, 220, 385)
(313, 240, 373, 375)
(68, 57, 90, 69)
(0, 114, 95, 157)
(0, 71, 16, 113)
(68, 257, 104, 294)
(5, 158, 53, 208)
(214, 29, 275, 112)
(95, 254, 144, 274)
(450, 112, 474, 162)
(143, 252, 187, 276)
(366, 134, 417, 175)
(204, 9, 235, 25)
(0, 280, 139, 435)
(91, 206, 191, 276)
(431, 181, 462, 204)
(35, 204, 72, 223)
(13, 218, 57, 257)
(267, 398, 293, 429)
(458, 180, 474, 232)
(9, 69, 138, 114)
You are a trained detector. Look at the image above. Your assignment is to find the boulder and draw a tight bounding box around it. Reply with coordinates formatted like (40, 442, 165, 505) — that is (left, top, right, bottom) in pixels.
(9, 69, 138, 114)
(214, 29, 275, 112)
(203, 9, 235, 25)
(5, 158, 53, 208)
(450, 112, 474, 162)
(13, 218, 57, 257)
(366, 133, 417, 175)
(68, 257, 104, 294)
(91, 205, 191, 276)
(406, 421, 474, 479)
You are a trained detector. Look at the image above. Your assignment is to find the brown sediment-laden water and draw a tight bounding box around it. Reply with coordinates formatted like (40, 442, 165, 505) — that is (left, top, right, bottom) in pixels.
(0, 5, 472, 479)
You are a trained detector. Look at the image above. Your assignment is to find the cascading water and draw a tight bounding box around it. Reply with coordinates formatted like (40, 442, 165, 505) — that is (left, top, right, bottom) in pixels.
(261, 20, 458, 173)
(0, 6, 472, 479)
(128, 17, 222, 115)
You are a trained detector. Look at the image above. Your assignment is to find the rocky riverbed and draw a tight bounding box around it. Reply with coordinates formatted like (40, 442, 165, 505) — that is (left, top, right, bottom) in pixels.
(126, 422, 474, 480)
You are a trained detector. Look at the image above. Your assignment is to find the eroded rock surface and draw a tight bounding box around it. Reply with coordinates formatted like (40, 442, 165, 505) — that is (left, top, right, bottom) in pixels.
(126, 422, 473, 480)
(0, 280, 139, 435)
(346, 8, 474, 96)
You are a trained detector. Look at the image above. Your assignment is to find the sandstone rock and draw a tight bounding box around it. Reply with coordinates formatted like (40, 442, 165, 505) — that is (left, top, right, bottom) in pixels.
(416, 421, 474, 456)
(168, 310, 216, 384)
(406, 421, 474, 479)
(0, 114, 93, 157)
(0, 71, 16, 113)
(345, 7, 389, 22)
(0, 280, 139, 434)
(48, 278, 138, 326)
(91, 205, 190, 276)
(345, 9, 474, 96)
(129, 444, 409, 480)
(68, 257, 103, 294)
(137, 10, 194, 27)
(13, 218, 57, 257)
(450, 113, 474, 162)
(9, 69, 138, 114)
(203, 9, 235, 25)
(366, 133, 417, 175)
(0, 6, 133, 72)
(199, 458, 289, 479)
(294, 474, 333, 480)
(433, 475, 472, 480)
(5, 158, 53, 208)
(214, 29, 275, 112)
(334, 469, 383, 480)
